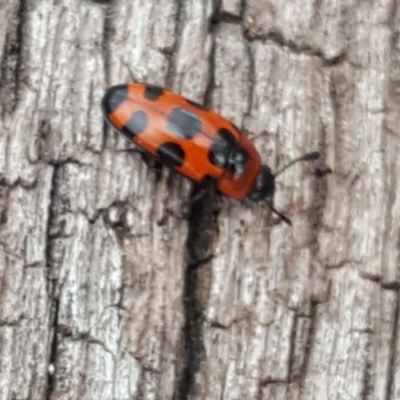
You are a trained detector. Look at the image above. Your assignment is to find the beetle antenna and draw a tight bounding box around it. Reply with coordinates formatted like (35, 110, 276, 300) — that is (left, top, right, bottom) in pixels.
(274, 152, 320, 177)
(122, 61, 138, 83)
(268, 151, 319, 226)
(266, 200, 292, 226)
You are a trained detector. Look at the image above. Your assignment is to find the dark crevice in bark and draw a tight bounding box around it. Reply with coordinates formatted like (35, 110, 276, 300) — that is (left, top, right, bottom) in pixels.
(100, 0, 114, 149)
(260, 378, 286, 386)
(0, 175, 38, 189)
(243, 29, 346, 67)
(101, 5, 113, 79)
(37, 118, 53, 163)
(173, 182, 219, 400)
(0, 0, 26, 115)
(385, 288, 399, 400)
(388, 0, 398, 36)
(204, 3, 219, 109)
(46, 299, 60, 399)
(240, 0, 246, 16)
(87, 0, 115, 4)
(164, 0, 184, 87)
(306, 121, 331, 304)
(174, 265, 205, 400)
(382, 281, 400, 291)
(14, 0, 25, 94)
(288, 311, 299, 383)
(210, 320, 227, 330)
(359, 272, 383, 284)
(309, 123, 331, 248)
(212, 0, 243, 25)
(243, 35, 255, 120)
(382, 13, 400, 395)
(299, 300, 318, 394)
(212, 12, 242, 24)
(361, 330, 373, 399)
(45, 165, 61, 400)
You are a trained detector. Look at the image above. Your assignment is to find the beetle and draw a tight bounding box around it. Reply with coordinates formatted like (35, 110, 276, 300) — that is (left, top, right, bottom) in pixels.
(101, 82, 319, 225)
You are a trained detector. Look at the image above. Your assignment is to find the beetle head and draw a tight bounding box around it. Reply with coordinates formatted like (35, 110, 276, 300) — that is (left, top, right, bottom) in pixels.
(247, 165, 275, 202)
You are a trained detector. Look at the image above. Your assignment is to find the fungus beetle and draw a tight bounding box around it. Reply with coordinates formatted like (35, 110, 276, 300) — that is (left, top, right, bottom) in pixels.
(101, 83, 319, 225)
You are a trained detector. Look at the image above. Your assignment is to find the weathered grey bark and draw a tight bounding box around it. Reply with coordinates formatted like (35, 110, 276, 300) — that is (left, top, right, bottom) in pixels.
(0, 0, 399, 399)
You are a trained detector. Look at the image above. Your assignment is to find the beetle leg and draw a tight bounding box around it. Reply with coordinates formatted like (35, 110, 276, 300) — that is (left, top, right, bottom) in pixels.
(124, 147, 162, 171)
(266, 199, 292, 226)
(179, 177, 217, 218)
(139, 151, 162, 171)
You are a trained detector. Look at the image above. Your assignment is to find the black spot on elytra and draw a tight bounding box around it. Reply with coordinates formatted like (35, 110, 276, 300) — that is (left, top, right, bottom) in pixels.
(217, 128, 237, 144)
(208, 128, 248, 175)
(208, 128, 237, 167)
(157, 142, 185, 167)
(101, 84, 128, 114)
(144, 84, 165, 101)
(167, 107, 201, 139)
(122, 110, 148, 137)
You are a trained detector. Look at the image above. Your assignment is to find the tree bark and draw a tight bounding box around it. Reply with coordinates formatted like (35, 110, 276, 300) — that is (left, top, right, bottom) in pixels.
(0, 0, 399, 399)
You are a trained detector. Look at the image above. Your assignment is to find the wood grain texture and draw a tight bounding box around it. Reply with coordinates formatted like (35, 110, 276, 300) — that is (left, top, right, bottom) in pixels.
(0, 0, 399, 399)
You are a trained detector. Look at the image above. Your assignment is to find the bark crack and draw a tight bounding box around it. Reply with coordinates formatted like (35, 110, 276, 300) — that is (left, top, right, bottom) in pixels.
(0, 0, 26, 114)
(45, 165, 61, 400)
(299, 300, 318, 397)
(288, 311, 299, 383)
(243, 29, 347, 67)
(385, 288, 399, 400)
(173, 183, 219, 399)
